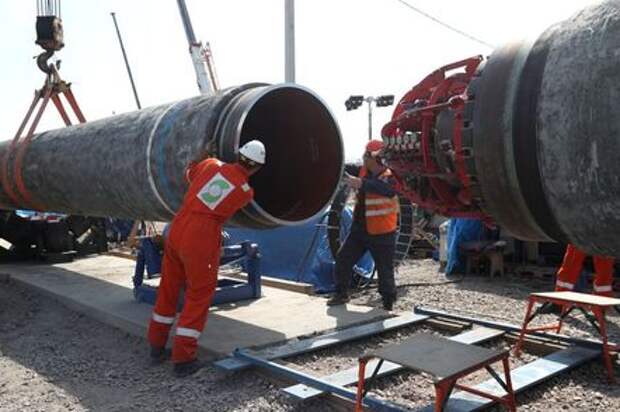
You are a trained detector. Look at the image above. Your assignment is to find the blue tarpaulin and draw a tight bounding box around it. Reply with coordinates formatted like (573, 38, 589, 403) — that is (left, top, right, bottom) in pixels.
(133, 207, 374, 293)
(224, 207, 374, 293)
(445, 218, 483, 275)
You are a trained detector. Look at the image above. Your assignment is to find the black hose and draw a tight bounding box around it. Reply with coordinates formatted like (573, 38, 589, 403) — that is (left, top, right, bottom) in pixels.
(396, 277, 464, 288)
(355, 276, 464, 291)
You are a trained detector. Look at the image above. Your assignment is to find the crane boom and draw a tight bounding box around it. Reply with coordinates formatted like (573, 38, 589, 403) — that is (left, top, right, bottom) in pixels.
(176, 0, 220, 95)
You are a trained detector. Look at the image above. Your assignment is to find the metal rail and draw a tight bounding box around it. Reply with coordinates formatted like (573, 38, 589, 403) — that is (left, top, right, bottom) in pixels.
(414, 306, 611, 349)
(234, 349, 407, 412)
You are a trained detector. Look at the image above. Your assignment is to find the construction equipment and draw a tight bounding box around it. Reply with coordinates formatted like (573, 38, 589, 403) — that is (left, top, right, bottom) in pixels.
(345, 95, 395, 140)
(176, 0, 220, 95)
(5, 1, 618, 255)
(514, 291, 620, 383)
(35, 0, 64, 72)
(110, 12, 142, 109)
(2, 0, 86, 212)
(133, 241, 261, 305)
(220, 308, 601, 411)
(0, 84, 344, 227)
(355, 334, 516, 411)
(380, 0, 620, 258)
(284, 0, 295, 83)
(0, 0, 110, 261)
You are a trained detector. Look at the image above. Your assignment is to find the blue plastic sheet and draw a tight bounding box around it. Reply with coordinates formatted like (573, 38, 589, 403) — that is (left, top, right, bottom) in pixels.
(445, 218, 483, 275)
(224, 207, 374, 293)
(134, 207, 374, 293)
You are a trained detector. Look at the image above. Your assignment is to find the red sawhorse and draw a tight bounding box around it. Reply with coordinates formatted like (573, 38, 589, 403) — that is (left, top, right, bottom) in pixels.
(1, 64, 85, 211)
(514, 291, 620, 383)
(355, 334, 516, 411)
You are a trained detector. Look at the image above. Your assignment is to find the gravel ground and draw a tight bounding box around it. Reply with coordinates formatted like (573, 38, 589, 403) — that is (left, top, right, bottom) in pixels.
(0, 279, 331, 412)
(289, 322, 537, 410)
(2, 259, 620, 411)
(347, 259, 620, 411)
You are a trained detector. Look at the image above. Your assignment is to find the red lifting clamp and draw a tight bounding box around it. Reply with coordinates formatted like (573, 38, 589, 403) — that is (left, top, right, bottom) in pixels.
(1, 7, 85, 212)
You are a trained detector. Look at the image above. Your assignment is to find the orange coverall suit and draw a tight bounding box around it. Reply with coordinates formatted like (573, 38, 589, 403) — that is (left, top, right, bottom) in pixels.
(147, 158, 254, 363)
(555, 244, 615, 297)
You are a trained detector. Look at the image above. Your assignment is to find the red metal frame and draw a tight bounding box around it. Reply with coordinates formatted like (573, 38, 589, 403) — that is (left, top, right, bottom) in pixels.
(381, 56, 485, 218)
(1, 67, 86, 211)
(514, 294, 619, 383)
(355, 351, 516, 411)
(354, 359, 367, 412)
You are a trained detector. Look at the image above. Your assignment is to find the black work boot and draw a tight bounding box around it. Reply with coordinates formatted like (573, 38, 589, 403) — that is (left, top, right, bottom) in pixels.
(382, 296, 397, 311)
(150, 346, 170, 365)
(327, 294, 350, 306)
(173, 359, 208, 378)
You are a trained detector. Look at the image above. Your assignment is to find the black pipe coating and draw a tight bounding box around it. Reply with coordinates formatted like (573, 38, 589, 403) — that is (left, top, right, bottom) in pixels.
(0, 83, 344, 228)
(472, 0, 620, 256)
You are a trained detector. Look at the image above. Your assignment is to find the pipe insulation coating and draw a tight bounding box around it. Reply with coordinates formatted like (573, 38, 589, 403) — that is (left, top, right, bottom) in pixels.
(0, 84, 344, 228)
(472, 0, 620, 256)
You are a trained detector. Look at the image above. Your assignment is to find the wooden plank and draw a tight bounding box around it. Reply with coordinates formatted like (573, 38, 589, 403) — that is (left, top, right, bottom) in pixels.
(215, 313, 429, 371)
(503, 332, 565, 356)
(224, 272, 314, 295)
(419, 346, 600, 412)
(103, 251, 136, 261)
(531, 291, 620, 306)
(425, 318, 470, 333)
(283, 327, 505, 401)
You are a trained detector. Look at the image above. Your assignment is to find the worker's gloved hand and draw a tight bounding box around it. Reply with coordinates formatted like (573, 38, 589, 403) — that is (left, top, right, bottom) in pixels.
(343, 172, 362, 189)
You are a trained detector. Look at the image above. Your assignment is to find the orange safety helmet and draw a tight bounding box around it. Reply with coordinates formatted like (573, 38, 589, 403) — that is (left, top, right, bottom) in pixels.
(365, 139, 384, 153)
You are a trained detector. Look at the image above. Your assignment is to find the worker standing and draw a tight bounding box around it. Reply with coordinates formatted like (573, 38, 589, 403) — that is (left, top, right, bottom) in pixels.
(328, 140, 399, 310)
(554, 244, 615, 297)
(147, 140, 266, 377)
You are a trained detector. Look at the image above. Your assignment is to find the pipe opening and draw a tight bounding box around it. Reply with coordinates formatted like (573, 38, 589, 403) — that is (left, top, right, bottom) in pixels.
(239, 86, 343, 224)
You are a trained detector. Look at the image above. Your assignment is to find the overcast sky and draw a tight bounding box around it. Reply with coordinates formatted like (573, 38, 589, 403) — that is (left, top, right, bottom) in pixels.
(0, 0, 596, 160)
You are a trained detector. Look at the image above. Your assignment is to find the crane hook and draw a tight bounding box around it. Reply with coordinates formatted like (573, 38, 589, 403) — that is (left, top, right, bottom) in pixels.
(36, 50, 56, 74)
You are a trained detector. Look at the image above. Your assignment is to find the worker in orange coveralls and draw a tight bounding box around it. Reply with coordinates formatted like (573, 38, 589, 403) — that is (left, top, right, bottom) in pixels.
(555, 244, 615, 297)
(147, 140, 266, 377)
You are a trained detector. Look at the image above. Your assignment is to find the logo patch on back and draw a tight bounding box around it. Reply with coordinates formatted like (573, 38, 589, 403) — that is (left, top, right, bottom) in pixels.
(197, 172, 234, 210)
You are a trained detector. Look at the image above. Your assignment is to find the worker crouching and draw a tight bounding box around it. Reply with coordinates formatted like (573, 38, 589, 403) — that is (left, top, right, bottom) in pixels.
(147, 140, 266, 377)
(328, 139, 399, 311)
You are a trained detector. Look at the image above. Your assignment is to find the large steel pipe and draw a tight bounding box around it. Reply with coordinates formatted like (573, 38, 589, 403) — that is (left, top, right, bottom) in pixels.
(383, 0, 620, 257)
(0, 84, 344, 228)
(473, 0, 620, 255)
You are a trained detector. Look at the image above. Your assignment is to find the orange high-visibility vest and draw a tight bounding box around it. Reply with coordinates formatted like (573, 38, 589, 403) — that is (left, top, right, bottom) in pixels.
(357, 167, 399, 235)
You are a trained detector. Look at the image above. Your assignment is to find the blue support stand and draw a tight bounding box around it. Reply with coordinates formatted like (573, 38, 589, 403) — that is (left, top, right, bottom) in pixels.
(132, 241, 261, 305)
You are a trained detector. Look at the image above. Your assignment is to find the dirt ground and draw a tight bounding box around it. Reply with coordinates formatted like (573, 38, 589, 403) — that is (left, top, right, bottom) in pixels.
(0, 278, 329, 412)
(1, 259, 620, 411)
(350, 260, 620, 411)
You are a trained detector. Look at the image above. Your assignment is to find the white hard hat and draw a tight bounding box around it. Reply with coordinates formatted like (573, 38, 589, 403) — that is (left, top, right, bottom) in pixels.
(239, 140, 266, 165)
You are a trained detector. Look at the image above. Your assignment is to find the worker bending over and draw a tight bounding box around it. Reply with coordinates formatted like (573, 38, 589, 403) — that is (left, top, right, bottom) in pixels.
(328, 139, 399, 310)
(148, 140, 266, 377)
(555, 244, 615, 297)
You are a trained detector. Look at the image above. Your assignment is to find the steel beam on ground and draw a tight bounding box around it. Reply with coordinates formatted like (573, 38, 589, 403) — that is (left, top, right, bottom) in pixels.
(283, 326, 505, 401)
(418, 346, 599, 411)
(234, 349, 409, 412)
(215, 312, 428, 371)
(415, 306, 610, 349)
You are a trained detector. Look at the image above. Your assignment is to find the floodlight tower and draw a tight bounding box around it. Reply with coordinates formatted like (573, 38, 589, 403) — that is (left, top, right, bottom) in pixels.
(345, 95, 394, 140)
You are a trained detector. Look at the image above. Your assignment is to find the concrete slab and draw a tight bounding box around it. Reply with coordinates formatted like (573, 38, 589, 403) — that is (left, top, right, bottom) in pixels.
(1, 255, 388, 359)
